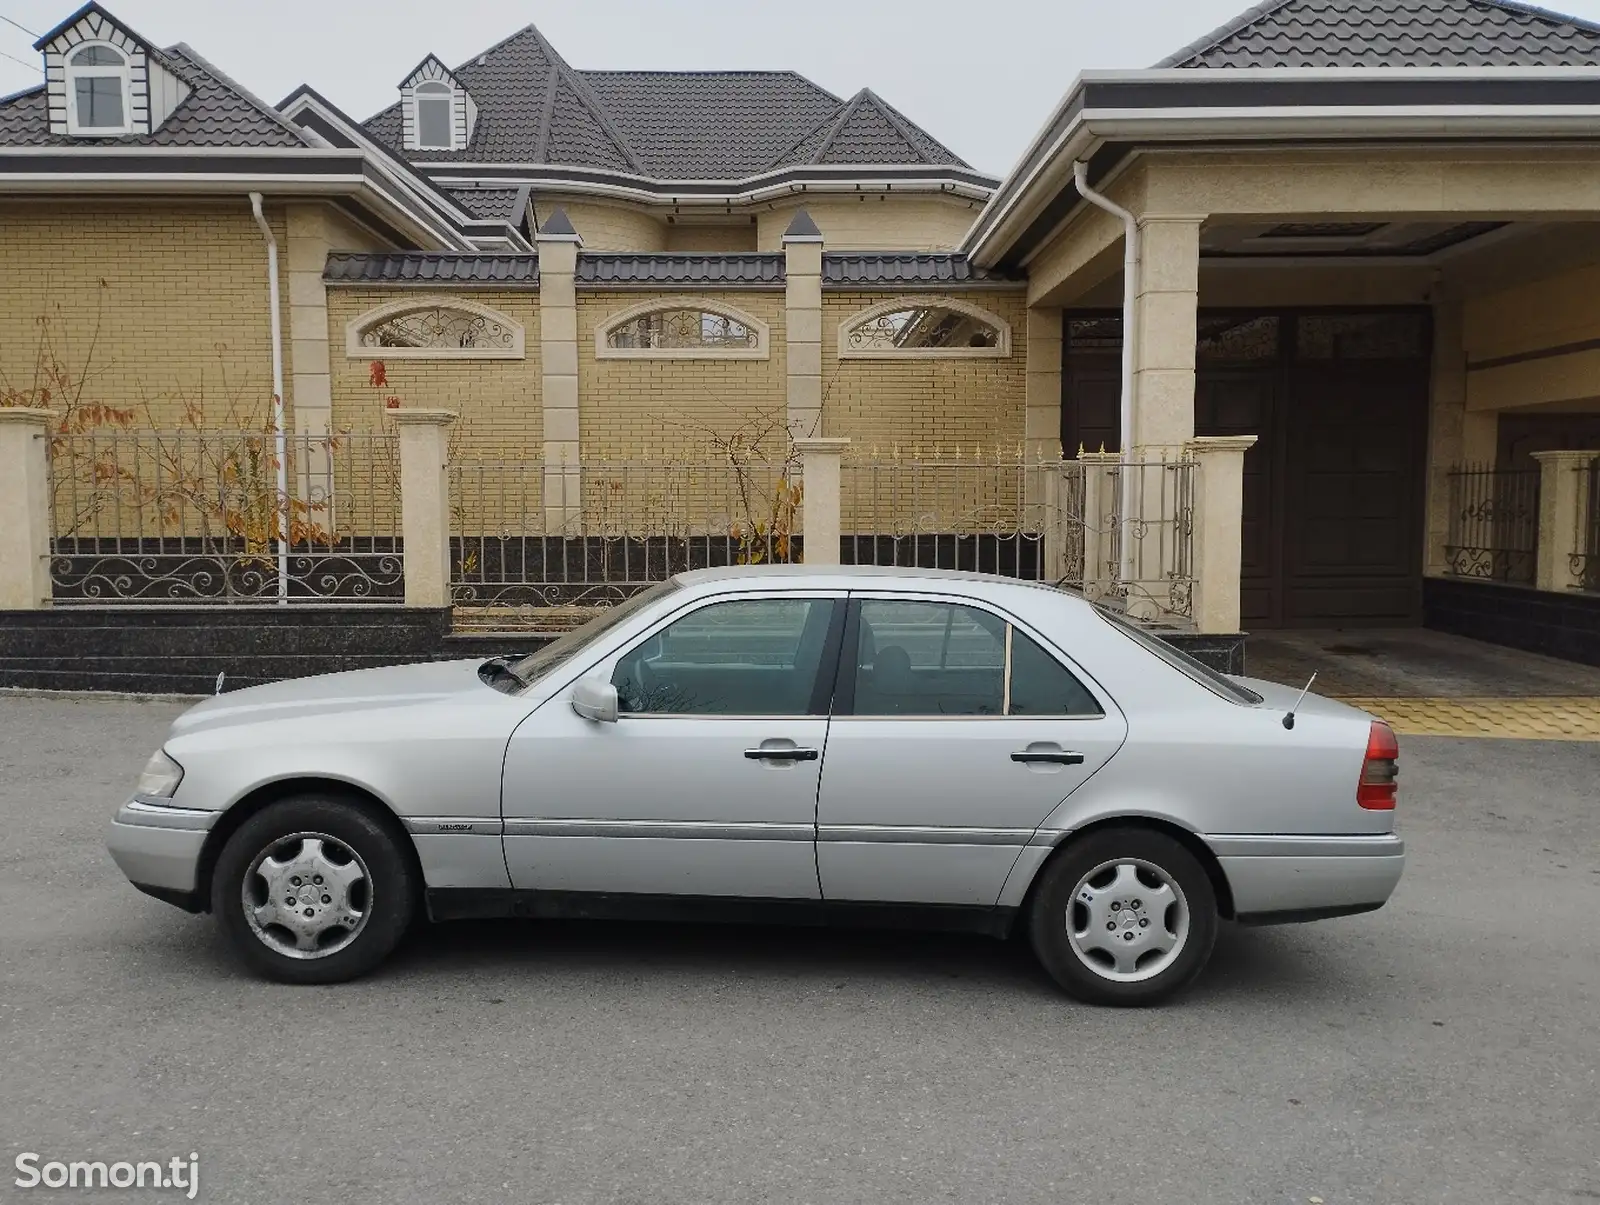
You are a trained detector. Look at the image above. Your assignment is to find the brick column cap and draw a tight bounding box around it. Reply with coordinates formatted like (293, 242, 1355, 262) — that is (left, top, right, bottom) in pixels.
(389, 408, 458, 426)
(0, 407, 58, 426)
(782, 208, 823, 243)
(1530, 449, 1600, 465)
(1186, 435, 1258, 454)
(793, 436, 850, 453)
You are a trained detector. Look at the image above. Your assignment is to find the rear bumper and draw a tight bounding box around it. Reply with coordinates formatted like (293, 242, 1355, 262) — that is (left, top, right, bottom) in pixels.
(1206, 833, 1405, 924)
(106, 798, 220, 911)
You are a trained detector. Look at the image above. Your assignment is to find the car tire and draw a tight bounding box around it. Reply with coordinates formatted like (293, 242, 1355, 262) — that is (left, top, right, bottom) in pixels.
(211, 796, 417, 985)
(1028, 827, 1217, 1007)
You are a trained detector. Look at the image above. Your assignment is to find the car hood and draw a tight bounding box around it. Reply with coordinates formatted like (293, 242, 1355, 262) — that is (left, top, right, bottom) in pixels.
(170, 658, 489, 736)
(1229, 675, 1375, 722)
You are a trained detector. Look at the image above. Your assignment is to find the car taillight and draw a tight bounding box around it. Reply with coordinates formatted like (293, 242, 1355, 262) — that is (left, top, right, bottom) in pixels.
(1358, 721, 1399, 810)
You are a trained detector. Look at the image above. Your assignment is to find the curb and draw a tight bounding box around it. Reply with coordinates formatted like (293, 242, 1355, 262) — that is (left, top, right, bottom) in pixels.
(0, 687, 206, 704)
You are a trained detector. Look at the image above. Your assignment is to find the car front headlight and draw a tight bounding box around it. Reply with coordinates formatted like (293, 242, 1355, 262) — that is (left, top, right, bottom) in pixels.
(135, 749, 185, 799)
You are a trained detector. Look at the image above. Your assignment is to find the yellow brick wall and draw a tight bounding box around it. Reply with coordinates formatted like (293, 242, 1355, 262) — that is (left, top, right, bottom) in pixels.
(758, 197, 983, 252)
(663, 222, 759, 252)
(819, 290, 1028, 452)
(578, 290, 788, 461)
(540, 200, 666, 251)
(326, 287, 542, 453)
(0, 199, 290, 427)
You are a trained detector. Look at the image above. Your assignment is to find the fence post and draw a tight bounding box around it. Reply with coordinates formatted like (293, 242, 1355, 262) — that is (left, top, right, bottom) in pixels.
(392, 408, 458, 608)
(1530, 449, 1598, 592)
(1076, 450, 1120, 603)
(0, 409, 57, 610)
(794, 437, 850, 566)
(1186, 435, 1258, 634)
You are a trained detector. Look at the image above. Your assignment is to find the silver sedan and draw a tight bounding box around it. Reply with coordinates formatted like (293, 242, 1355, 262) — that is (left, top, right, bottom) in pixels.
(107, 567, 1403, 1006)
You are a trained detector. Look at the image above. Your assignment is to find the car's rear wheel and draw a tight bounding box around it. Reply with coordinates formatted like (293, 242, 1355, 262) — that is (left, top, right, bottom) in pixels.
(211, 796, 416, 984)
(1028, 827, 1217, 1006)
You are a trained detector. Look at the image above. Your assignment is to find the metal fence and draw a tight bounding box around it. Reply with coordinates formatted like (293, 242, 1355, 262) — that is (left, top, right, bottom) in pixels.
(1578, 456, 1600, 594)
(48, 429, 403, 604)
(449, 454, 801, 619)
(1085, 452, 1197, 620)
(1444, 463, 1540, 585)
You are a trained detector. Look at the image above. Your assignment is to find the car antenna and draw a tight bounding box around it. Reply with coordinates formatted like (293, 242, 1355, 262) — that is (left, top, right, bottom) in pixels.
(1282, 673, 1316, 730)
(215, 671, 226, 696)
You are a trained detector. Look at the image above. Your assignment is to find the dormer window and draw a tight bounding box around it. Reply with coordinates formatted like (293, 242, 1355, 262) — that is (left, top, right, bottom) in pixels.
(414, 82, 453, 149)
(66, 43, 131, 134)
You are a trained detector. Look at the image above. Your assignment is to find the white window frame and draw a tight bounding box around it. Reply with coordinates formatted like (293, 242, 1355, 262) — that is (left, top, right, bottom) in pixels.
(65, 41, 132, 136)
(412, 81, 456, 151)
(345, 296, 525, 360)
(837, 296, 1012, 360)
(596, 297, 771, 361)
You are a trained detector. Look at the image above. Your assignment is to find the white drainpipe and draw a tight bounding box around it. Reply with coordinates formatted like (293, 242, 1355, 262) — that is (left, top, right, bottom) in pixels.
(248, 192, 289, 604)
(1072, 161, 1138, 586)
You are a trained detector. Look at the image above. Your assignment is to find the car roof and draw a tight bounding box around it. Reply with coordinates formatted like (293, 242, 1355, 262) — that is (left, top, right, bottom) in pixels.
(673, 564, 1087, 599)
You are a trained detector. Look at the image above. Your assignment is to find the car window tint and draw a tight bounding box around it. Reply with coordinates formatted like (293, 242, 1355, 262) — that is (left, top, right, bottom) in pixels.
(853, 600, 1005, 716)
(611, 598, 834, 716)
(1007, 630, 1104, 717)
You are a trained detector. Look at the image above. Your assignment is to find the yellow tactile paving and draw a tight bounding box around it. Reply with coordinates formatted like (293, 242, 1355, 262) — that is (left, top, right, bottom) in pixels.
(1333, 696, 1600, 741)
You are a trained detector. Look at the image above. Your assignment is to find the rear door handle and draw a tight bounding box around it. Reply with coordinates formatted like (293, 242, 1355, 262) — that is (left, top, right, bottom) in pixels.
(745, 747, 819, 761)
(1010, 751, 1086, 765)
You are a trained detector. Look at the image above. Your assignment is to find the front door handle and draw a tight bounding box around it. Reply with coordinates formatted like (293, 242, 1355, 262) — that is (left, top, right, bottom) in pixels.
(745, 747, 819, 762)
(1010, 750, 1086, 765)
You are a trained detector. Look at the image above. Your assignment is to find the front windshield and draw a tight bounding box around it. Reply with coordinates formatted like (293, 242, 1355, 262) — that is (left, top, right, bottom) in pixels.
(509, 579, 681, 686)
(1092, 602, 1264, 706)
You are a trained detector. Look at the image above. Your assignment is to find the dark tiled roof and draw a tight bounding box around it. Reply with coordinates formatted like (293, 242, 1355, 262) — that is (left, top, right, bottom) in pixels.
(0, 43, 312, 147)
(1157, 0, 1600, 67)
(822, 253, 1024, 287)
(577, 253, 785, 287)
(320, 250, 1021, 289)
(323, 252, 539, 285)
(359, 24, 969, 178)
(448, 186, 527, 222)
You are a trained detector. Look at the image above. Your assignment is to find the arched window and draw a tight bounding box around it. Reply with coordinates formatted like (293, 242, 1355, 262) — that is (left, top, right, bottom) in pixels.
(345, 298, 525, 359)
(838, 297, 1011, 359)
(66, 43, 131, 135)
(414, 81, 455, 150)
(597, 299, 770, 360)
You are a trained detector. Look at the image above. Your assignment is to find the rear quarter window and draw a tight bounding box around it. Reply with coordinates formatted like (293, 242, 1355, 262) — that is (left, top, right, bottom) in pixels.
(1092, 606, 1263, 706)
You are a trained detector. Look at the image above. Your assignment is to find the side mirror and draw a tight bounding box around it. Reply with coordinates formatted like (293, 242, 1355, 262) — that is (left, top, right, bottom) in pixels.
(571, 677, 619, 724)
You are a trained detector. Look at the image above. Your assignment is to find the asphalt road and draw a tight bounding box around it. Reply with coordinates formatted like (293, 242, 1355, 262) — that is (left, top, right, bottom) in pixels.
(1, 692, 1597, 1205)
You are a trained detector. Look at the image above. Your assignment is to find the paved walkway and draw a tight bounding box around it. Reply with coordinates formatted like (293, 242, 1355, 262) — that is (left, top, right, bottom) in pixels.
(1247, 629, 1600, 739)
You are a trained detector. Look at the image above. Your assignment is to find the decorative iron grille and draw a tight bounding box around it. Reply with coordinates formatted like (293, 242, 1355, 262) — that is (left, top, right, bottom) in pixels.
(48, 429, 403, 604)
(605, 309, 758, 350)
(1444, 464, 1540, 585)
(359, 307, 516, 351)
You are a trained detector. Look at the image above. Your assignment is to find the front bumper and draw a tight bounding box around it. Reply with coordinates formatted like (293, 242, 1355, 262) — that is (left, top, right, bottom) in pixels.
(1206, 833, 1405, 924)
(107, 798, 222, 911)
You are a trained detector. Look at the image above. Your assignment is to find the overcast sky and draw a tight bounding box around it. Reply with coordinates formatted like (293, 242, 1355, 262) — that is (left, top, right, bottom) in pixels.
(7, 0, 1600, 176)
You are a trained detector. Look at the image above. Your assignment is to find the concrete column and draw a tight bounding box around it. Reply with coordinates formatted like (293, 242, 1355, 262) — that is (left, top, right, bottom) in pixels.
(784, 210, 825, 439)
(1077, 449, 1120, 603)
(1131, 216, 1203, 451)
(1424, 292, 1467, 577)
(1187, 435, 1259, 635)
(1024, 306, 1063, 458)
(0, 409, 57, 610)
(537, 209, 583, 529)
(392, 408, 458, 608)
(795, 437, 849, 565)
(1531, 450, 1598, 593)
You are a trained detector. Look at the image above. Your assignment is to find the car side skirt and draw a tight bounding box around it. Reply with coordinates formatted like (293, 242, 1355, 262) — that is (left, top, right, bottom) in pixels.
(424, 888, 1018, 938)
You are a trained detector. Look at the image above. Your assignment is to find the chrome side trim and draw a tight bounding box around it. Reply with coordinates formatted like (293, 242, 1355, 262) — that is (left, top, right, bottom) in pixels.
(817, 825, 1033, 846)
(405, 817, 505, 836)
(1027, 827, 1073, 848)
(502, 819, 816, 841)
(115, 799, 222, 832)
(1202, 833, 1405, 859)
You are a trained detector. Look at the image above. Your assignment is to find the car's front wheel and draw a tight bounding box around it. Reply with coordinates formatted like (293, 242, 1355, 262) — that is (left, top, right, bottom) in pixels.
(1028, 827, 1217, 1006)
(211, 796, 416, 984)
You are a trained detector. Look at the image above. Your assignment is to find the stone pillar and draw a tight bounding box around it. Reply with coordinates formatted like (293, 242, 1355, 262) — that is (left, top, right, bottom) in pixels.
(784, 210, 825, 439)
(1187, 435, 1258, 635)
(1531, 450, 1598, 593)
(1025, 307, 1063, 459)
(392, 408, 457, 608)
(795, 437, 849, 565)
(1130, 216, 1202, 451)
(537, 208, 583, 529)
(1424, 292, 1467, 577)
(0, 409, 57, 610)
(1077, 449, 1121, 603)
